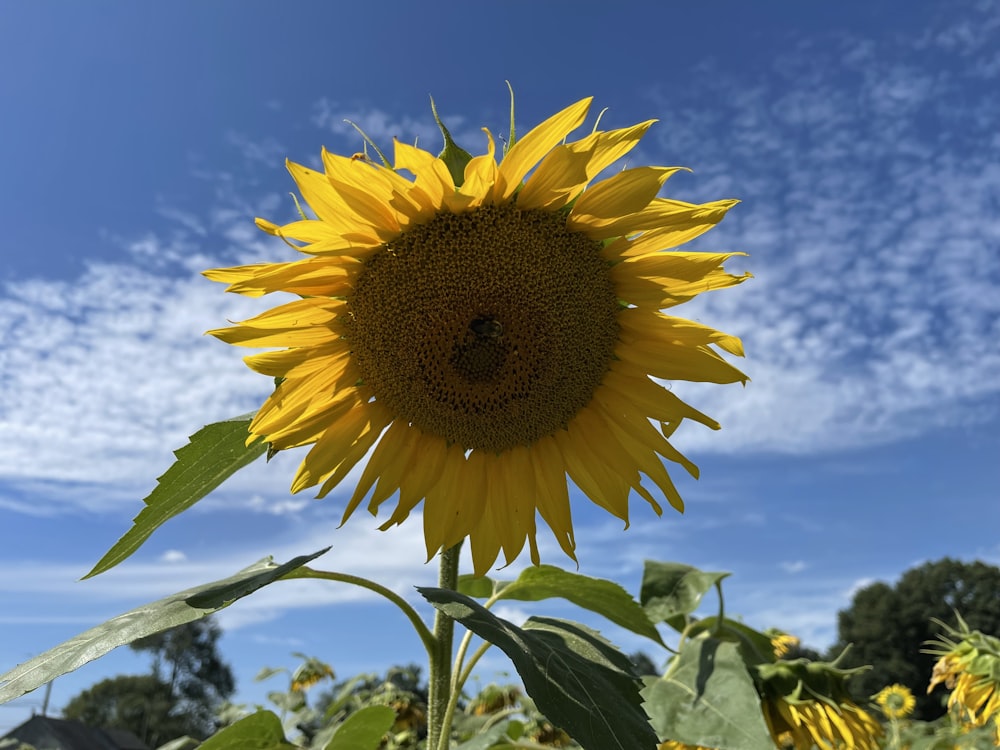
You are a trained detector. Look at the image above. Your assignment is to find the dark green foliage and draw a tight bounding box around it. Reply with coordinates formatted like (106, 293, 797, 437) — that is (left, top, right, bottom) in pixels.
(829, 558, 1000, 720)
(62, 618, 235, 745)
(62, 674, 186, 748)
(131, 618, 236, 736)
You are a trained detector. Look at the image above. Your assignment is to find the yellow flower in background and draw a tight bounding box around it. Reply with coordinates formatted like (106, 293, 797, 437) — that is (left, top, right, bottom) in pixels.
(290, 655, 334, 691)
(658, 742, 718, 750)
(874, 683, 915, 720)
(761, 694, 882, 750)
(926, 618, 1000, 739)
(206, 96, 748, 574)
(768, 630, 801, 660)
(756, 657, 882, 750)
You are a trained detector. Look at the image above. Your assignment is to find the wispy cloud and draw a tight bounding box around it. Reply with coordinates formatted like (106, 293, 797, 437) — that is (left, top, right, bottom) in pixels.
(642, 6, 1000, 455)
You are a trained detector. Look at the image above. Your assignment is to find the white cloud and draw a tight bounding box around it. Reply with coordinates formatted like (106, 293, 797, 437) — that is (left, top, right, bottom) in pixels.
(225, 131, 287, 167)
(780, 561, 807, 575)
(641, 10, 1000, 456)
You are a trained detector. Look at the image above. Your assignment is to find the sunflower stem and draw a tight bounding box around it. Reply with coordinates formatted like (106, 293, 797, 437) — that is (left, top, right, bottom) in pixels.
(428, 542, 462, 750)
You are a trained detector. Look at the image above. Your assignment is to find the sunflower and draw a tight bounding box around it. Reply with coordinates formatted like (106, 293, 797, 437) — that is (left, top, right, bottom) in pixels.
(206, 96, 748, 574)
(873, 683, 915, 720)
(927, 654, 1000, 744)
(761, 694, 882, 750)
(926, 623, 1000, 740)
(756, 658, 882, 750)
(768, 630, 801, 660)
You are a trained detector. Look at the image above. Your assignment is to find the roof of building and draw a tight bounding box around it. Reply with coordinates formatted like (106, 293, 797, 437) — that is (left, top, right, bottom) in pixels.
(0, 716, 150, 750)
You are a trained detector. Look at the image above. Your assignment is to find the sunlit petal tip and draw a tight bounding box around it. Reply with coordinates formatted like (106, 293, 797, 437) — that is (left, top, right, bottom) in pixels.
(254, 217, 282, 235)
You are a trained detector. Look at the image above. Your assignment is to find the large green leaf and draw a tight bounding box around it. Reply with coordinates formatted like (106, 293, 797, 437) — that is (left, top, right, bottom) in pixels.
(86, 413, 267, 578)
(325, 705, 396, 750)
(457, 574, 498, 599)
(198, 711, 298, 750)
(641, 638, 773, 750)
(419, 587, 658, 750)
(690, 617, 776, 667)
(640, 561, 730, 629)
(0, 549, 327, 704)
(496, 565, 665, 647)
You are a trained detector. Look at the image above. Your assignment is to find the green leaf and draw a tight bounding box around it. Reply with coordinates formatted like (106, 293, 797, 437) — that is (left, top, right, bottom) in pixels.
(691, 617, 776, 667)
(419, 587, 658, 750)
(0, 549, 327, 704)
(641, 638, 773, 750)
(496, 565, 665, 647)
(325, 705, 395, 750)
(86, 413, 267, 578)
(198, 711, 298, 750)
(431, 96, 473, 187)
(453, 720, 513, 750)
(640, 561, 730, 628)
(457, 574, 497, 599)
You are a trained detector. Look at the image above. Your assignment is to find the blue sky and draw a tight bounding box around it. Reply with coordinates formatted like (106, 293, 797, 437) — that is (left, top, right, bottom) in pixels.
(2, 0, 999, 734)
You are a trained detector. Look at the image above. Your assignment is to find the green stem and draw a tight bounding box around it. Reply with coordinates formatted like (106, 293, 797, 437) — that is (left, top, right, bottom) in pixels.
(428, 543, 462, 750)
(283, 568, 436, 660)
(456, 640, 492, 693)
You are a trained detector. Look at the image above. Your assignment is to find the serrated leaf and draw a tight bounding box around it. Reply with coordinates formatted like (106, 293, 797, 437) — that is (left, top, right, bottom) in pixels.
(640, 561, 730, 628)
(325, 705, 396, 750)
(641, 638, 773, 750)
(199, 711, 298, 750)
(86, 413, 267, 578)
(457, 574, 497, 599)
(0, 549, 327, 704)
(419, 587, 658, 750)
(497, 565, 665, 647)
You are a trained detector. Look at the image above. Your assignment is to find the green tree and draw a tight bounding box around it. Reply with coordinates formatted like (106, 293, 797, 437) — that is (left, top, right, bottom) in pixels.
(62, 674, 185, 747)
(62, 618, 235, 745)
(829, 558, 1000, 720)
(131, 616, 235, 735)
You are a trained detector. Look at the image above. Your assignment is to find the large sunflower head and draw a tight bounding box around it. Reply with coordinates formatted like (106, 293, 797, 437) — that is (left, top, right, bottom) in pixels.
(206, 95, 749, 574)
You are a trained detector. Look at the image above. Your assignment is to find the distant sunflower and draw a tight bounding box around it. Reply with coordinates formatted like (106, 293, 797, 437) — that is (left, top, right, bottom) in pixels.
(206, 96, 748, 574)
(873, 683, 915, 720)
(761, 694, 882, 750)
(926, 619, 1000, 739)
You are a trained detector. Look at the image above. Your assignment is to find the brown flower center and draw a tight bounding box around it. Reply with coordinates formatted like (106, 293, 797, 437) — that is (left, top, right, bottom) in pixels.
(346, 203, 619, 452)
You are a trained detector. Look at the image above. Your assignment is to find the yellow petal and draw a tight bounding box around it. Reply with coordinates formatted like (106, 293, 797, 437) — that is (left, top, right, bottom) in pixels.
(393, 139, 455, 208)
(554, 428, 631, 524)
(291, 400, 382, 493)
(286, 160, 362, 232)
(315, 403, 393, 498)
(588, 197, 739, 242)
(495, 97, 592, 201)
(619, 308, 745, 357)
(516, 144, 592, 210)
(321, 148, 404, 235)
(566, 120, 656, 180)
(530, 436, 576, 560)
(615, 338, 748, 384)
(570, 167, 686, 230)
(459, 129, 498, 206)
